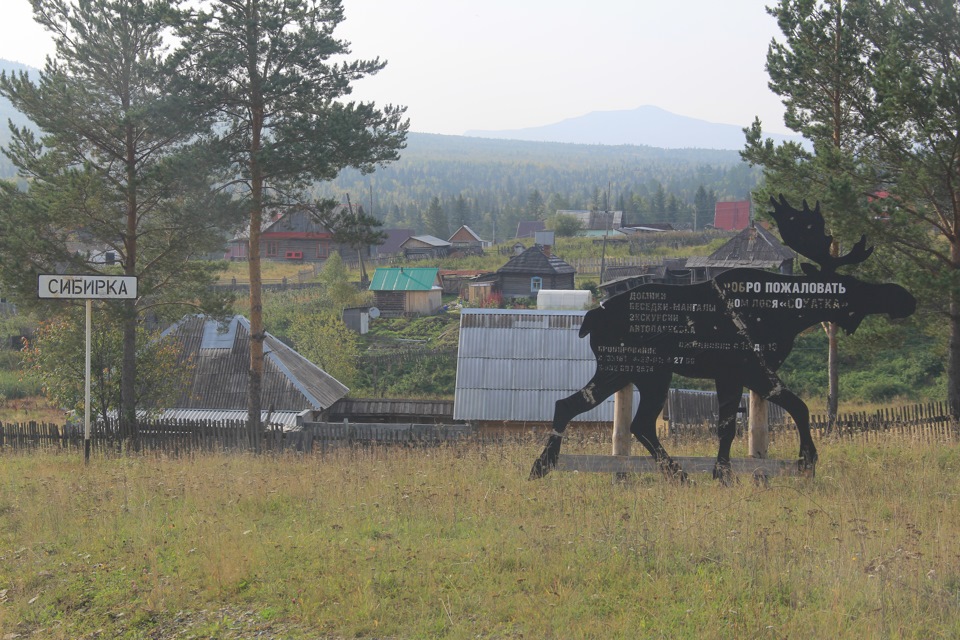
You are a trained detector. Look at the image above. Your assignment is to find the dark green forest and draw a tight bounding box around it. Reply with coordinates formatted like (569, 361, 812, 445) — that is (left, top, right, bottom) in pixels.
(312, 133, 761, 240)
(0, 59, 758, 243)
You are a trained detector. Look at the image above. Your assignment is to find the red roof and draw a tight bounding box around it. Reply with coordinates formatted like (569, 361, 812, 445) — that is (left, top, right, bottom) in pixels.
(714, 201, 751, 231)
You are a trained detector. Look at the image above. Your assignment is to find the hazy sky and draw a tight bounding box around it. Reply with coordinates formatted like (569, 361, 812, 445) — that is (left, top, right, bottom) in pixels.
(0, 0, 791, 136)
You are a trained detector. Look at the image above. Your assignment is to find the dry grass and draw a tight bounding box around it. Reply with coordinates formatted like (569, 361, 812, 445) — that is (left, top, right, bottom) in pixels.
(0, 437, 958, 638)
(0, 397, 66, 425)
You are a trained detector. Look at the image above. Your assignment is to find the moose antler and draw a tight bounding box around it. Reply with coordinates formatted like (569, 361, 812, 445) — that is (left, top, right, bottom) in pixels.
(768, 195, 874, 274)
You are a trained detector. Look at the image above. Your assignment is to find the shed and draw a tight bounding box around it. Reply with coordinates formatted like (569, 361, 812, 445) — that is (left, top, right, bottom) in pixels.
(342, 306, 375, 334)
(370, 267, 443, 317)
(154, 314, 349, 428)
(453, 309, 638, 430)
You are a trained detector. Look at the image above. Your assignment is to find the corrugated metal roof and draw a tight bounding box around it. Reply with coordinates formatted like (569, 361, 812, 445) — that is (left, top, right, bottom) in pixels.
(454, 309, 638, 422)
(403, 235, 451, 248)
(157, 315, 348, 414)
(138, 409, 302, 428)
(370, 267, 440, 291)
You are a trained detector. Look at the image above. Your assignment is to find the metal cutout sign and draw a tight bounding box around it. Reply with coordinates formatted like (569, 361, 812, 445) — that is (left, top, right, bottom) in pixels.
(530, 196, 916, 481)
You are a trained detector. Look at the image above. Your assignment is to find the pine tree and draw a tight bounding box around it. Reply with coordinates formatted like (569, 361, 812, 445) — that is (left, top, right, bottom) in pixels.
(174, 0, 408, 442)
(742, 0, 876, 420)
(424, 196, 449, 239)
(0, 0, 239, 443)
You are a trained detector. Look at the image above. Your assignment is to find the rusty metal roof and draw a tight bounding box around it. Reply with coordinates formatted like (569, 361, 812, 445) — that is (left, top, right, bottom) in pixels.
(454, 309, 636, 422)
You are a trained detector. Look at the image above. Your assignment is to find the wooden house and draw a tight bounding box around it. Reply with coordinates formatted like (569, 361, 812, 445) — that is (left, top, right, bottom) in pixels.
(153, 315, 349, 428)
(448, 225, 487, 254)
(224, 205, 375, 264)
(375, 228, 415, 257)
(515, 220, 546, 239)
(400, 235, 451, 260)
(685, 224, 796, 282)
(496, 244, 576, 299)
(370, 267, 443, 317)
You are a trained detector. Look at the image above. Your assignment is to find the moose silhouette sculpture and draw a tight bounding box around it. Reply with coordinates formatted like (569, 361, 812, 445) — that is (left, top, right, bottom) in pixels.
(529, 195, 916, 482)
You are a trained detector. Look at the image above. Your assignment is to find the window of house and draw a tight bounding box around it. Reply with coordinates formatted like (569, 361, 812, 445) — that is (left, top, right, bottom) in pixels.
(531, 276, 543, 293)
(317, 242, 329, 259)
(266, 241, 278, 257)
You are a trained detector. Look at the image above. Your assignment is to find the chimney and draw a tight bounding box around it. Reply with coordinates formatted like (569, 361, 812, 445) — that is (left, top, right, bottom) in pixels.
(542, 243, 552, 257)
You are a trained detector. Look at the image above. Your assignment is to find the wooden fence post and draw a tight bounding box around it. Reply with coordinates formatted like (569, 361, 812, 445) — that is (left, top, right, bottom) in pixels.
(613, 386, 633, 456)
(748, 391, 768, 458)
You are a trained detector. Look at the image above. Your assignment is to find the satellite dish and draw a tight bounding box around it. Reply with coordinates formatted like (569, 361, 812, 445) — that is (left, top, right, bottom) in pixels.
(369, 307, 381, 319)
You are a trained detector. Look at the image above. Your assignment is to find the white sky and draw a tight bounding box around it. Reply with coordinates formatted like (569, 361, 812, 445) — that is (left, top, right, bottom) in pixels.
(0, 0, 791, 136)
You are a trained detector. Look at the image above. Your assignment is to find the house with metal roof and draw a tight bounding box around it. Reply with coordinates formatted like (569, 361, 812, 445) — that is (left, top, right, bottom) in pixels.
(400, 234, 451, 260)
(224, 205, 375, 263)
(454, 308, 637, 429)
(153, 315, 349, 428)
(685, 224, 796, 281)
(515, 220, 546, 239)
(370, 267, 443, 317)
(496, 244, 576, 299)
(375, 228, 415, 257)
(448, 225, 487, 253)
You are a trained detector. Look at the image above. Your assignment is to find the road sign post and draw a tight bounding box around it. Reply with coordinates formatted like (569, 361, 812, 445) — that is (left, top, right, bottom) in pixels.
(38, 274, 138, 463)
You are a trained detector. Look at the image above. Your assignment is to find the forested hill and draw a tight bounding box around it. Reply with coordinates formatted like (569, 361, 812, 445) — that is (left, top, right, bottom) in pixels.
(0, 59, 760, 238)
(312, 133, 760, 241)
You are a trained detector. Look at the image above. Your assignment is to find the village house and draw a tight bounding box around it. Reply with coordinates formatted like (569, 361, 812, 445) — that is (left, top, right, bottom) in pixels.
(496, 232, 575, 299)
(224, 205, 375, 264)
(685, 223, 796, 282)
(447, 225, 487, 255)
(400, 235, 451, 260)
(152, 315, 349, 428)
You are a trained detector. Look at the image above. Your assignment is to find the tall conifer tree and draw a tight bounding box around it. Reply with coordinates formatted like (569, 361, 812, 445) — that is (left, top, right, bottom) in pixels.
(0, 0, 239, 443)
(174, 0, 407, 444)
(742, 0, 875, 420)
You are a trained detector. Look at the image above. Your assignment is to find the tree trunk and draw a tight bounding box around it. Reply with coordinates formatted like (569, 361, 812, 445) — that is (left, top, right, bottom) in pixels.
(247, 94, 265, 452)
(950, 300, 960, 419)
(120, 119, 138, 450)
(826, 321, 839, 422)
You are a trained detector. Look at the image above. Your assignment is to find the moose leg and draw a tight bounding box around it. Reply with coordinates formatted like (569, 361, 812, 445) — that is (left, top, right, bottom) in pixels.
(629, 374, 686, 482)
(765, 385, 817, 476)
(529, 371, 625, 480)
(713, 378, 744, 485)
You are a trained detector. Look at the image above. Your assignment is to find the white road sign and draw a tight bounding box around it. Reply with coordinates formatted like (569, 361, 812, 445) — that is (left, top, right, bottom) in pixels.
(38, 274, 138, 300)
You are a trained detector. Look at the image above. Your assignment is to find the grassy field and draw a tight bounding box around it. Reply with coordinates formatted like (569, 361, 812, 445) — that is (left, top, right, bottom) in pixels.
(0, 437, 958, 639)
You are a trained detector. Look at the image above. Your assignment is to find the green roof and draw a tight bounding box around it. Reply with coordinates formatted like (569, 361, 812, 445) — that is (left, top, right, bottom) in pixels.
(370, 267, 439, 291)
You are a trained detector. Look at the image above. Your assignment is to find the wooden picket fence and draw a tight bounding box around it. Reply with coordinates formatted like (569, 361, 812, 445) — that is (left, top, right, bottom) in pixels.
(809, 402, 959, 443)
(1, 402, 957, 457)
(0, 418, 475, 456)
(665, 399, 958, 445)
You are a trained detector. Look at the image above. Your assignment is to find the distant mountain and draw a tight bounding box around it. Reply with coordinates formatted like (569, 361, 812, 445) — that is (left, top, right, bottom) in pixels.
(465, 105, 805, 151)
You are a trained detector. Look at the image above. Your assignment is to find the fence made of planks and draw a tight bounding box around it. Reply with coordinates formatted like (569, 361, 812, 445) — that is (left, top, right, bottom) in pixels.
(0, 418, 475, 456)
(1, 402, 957, 457)
(809, 402, 959, 443)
